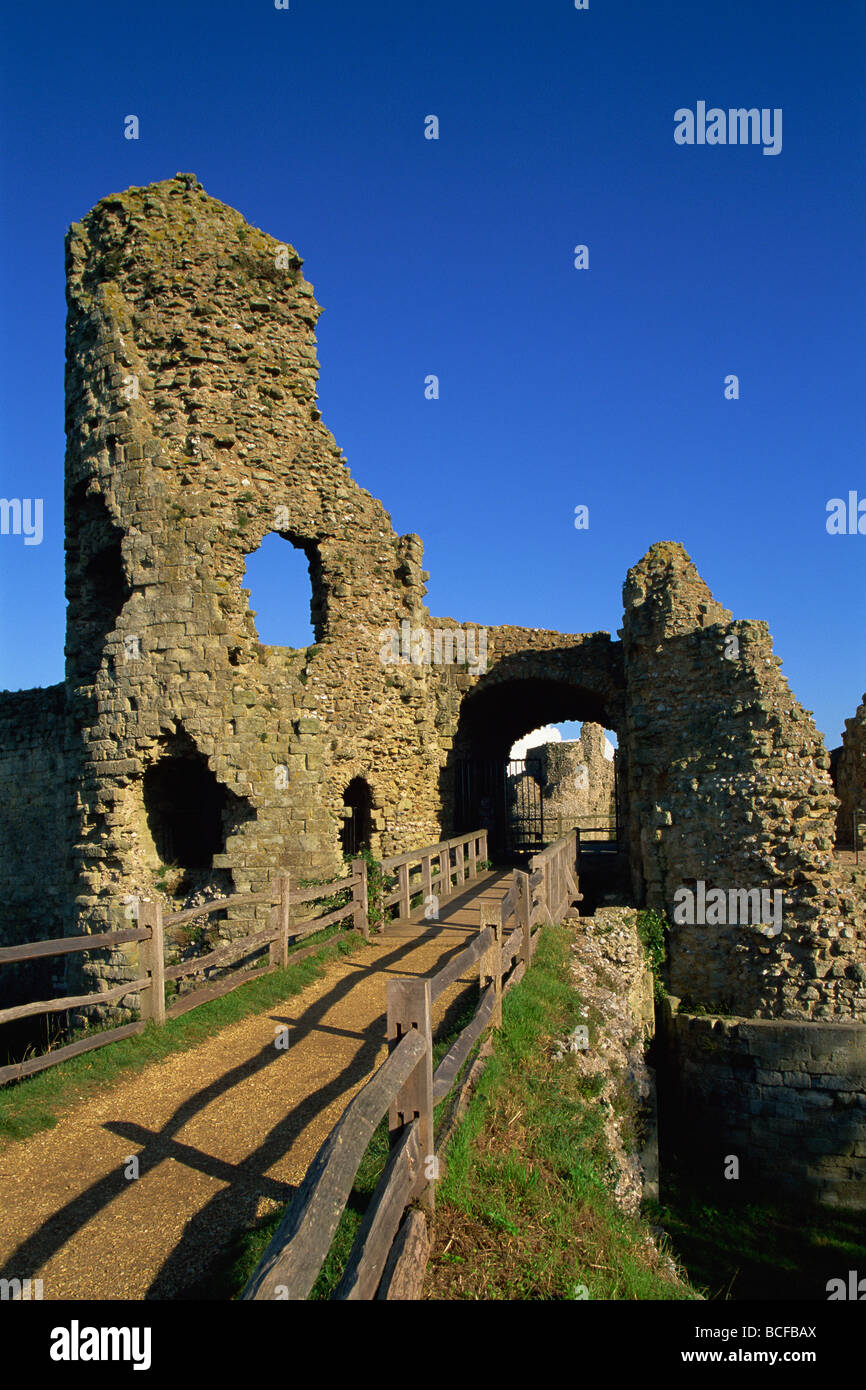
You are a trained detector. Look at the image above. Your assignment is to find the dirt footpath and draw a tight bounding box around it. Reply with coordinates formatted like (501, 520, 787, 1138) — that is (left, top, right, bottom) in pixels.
(0, 872, 510, 1299)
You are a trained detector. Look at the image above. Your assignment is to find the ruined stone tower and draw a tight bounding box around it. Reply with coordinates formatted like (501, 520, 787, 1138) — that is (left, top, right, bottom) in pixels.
(60, 174, 445, 973)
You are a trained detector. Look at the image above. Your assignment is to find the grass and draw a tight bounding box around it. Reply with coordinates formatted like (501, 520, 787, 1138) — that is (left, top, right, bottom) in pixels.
(0, 927, 368, 1149)
(649, 1172, 866, 1301)
(423, 924, 700, 1300)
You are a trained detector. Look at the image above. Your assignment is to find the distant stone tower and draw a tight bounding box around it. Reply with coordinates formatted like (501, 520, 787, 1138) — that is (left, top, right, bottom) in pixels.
(835, 695, 866, 848)
(528, 725, 617, 829)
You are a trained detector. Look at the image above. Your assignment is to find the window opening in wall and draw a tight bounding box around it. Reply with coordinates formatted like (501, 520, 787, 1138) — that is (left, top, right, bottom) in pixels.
(243, 532, 323, 647)
(65, 484, 131, 685)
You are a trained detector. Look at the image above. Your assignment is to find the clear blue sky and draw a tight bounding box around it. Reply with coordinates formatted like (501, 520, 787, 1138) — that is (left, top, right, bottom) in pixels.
(0, 0, 863, 749)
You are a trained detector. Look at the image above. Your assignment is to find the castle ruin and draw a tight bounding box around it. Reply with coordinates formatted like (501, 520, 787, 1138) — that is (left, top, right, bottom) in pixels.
(0, 174, 863, 1206)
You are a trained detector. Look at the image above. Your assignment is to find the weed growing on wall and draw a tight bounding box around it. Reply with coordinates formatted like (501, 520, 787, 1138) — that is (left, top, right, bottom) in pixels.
(636, 908, 668, 1002)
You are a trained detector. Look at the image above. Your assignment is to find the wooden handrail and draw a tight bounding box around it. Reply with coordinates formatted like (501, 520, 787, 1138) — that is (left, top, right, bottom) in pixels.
(432, 983, 497, 1103)
(333, 1120, 422, 1300)
(0, 977, 150, 1027)
(0, 926, 149, 965)
(163, 891, 273, 926)
(163, 926, 276, 983)
(0, 1021, 146, 1087)
(242, 864, 532, 1301)
(379, 829, 485, 872)
(429, 927, 494, 1003)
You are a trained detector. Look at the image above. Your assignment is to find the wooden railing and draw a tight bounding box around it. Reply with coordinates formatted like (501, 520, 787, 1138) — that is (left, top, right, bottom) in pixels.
(241, 828, 581, 1301)
(374, 829, 489, 928)
(0, 860, 370, 1086)
(0, 831, 492, 1088)
(530, 829, 583, 926)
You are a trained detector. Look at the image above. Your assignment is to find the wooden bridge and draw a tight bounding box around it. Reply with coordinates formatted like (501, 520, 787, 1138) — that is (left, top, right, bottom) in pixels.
(0, 830, 582, 1300)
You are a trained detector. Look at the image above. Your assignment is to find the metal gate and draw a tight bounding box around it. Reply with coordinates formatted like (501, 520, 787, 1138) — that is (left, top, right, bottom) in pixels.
(454, 757, 546, 860)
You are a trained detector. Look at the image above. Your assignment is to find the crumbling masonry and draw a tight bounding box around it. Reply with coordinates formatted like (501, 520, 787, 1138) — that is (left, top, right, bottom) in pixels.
(0, 176, 863, 1205)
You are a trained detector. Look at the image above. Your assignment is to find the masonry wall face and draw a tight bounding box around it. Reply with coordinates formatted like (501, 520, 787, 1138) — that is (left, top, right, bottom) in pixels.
(835, 695, 866, 847)
(528, 724, 616, 831)
(661, 1000, 866, 1211)
(40, 175, 628, 1013)
(0, 687, 71, 1005)
(621, 544, 866, 1021)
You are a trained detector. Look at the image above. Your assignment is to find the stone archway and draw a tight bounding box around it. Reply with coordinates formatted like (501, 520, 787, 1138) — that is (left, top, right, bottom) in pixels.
(443, 667, 626, 863)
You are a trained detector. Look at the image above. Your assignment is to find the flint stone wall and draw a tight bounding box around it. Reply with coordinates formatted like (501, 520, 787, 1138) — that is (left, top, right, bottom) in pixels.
(528, 723, 616, 829)
(620, 543, 866, 1021)
(0, 686, 71, 1005)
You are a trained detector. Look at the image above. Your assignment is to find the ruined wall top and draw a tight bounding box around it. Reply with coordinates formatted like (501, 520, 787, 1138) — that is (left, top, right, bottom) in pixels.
(622, 541, 732, 642)
(63, 173, 428, 685)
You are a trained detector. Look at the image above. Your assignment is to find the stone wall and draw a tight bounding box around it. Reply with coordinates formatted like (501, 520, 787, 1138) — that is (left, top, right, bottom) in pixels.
(52, 174, 632, 1013)
(529, 724, 616, 830)
(835, 695, 866, 848)
(621, 542, 866, 1021)
(0, 686, 70, 1006)
(660, 998, 866, 1211)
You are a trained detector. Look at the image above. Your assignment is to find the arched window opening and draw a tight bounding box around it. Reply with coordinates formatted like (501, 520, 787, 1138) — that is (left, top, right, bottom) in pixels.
(243, 532, 324, 647)
(143, 732, 255, 874)
(340, 777, 373, 858)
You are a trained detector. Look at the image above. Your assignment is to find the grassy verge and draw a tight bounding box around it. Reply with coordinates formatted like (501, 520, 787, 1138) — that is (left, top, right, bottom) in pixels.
(424, 924, 700, 1300)
(0, 928, 368, 1149)
(649, 1173, 866, 1301)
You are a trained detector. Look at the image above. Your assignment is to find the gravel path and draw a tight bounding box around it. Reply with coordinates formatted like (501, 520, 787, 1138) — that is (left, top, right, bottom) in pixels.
(0, 871, 511, 1299)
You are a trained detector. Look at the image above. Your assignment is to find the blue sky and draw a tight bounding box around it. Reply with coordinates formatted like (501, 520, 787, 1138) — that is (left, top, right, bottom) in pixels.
(0, 0, 863, 749)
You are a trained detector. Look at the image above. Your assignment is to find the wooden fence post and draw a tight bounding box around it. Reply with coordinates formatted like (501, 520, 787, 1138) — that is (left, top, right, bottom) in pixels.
(516, 870, 532, 971)
(386, 977, 435, 1215)
(455, 841, 465, 886)
(529, 853, 549, 927)
(479, 901, 502, 1028)
(467, 835, 477, 881)
(479, 829, 488, 864)
(397, 861, 411, 921)
(138, 900, 165, 1025)
(268, 874, 291, 968)
(352, 858, 369, 942)
(438, 846, 450, 898)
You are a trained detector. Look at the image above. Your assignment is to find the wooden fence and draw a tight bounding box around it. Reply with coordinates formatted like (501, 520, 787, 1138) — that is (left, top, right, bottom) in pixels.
(374, 830, 488, 928)
(241, 828, 582, 1301)
(0, 861, 372, 1086)
(0, 828, 490, 1088)
(529, 829, 582, 925)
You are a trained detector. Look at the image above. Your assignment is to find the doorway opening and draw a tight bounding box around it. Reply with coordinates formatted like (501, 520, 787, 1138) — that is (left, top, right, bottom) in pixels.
(340, 777, 373, 859)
